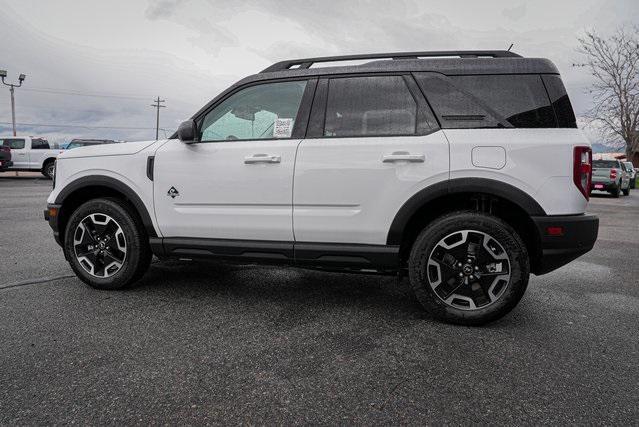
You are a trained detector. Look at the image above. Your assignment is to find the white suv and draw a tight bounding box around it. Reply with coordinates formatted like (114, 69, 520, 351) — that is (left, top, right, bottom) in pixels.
(45, 50, 599, 325)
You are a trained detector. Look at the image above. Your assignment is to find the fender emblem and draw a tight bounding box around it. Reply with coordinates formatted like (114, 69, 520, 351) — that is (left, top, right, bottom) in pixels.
(167, 187, 180, 198)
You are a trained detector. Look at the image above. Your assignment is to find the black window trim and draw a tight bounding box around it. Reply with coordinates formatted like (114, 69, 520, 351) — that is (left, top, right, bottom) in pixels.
(306, 72, 441, 140)
(195, 77, 318, 144)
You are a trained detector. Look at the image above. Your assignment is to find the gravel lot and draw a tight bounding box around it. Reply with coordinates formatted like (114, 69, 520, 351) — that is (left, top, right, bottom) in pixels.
(1, 176, 638, 424)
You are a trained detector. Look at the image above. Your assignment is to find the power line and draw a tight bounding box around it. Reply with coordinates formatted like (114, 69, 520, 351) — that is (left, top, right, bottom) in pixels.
(21, 87, 151, 100)
(0, 121, 170, 131)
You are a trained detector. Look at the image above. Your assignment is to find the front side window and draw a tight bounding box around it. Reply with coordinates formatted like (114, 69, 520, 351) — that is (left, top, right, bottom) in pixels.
(416, 74, 556, 129)
(199, 80, 308, 142)
(31, 138, 50, 149)
(324, 76, 417, 137)
(1, 139, 25, 149)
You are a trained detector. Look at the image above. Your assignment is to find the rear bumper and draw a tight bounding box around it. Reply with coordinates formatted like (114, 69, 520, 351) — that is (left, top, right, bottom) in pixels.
(531, 214, 599, 275)
(590, 180, 617, 192)
(44, 204, 63, 247)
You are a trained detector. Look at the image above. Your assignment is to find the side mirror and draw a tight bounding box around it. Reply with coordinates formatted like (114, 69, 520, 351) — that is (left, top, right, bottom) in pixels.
(177, 120, 198, 144)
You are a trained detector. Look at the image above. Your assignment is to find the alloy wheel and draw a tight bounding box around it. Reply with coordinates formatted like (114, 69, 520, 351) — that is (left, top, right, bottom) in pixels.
(426, 230, 511, 310)
(73, 213, 127, 278)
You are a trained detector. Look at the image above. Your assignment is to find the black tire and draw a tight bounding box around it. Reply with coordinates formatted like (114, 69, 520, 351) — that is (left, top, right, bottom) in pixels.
(42, 160, 55, 179)
(622, 187, 630, 196)
(631, 179, 636, 189)
(612, 186, 620, 198)
(64, 198, 152, 290)
(408, 211, 530, 326)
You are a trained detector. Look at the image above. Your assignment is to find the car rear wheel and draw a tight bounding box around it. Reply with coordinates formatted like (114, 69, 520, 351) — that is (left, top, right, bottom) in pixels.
(64, 198, 151, 290)
(408, 211, 530, 326)
(622, 187, 630, 196)
(612, 186, 620, 198)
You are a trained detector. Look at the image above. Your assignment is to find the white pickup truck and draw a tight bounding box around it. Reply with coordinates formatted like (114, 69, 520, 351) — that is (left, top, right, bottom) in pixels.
(0, 136, 63, 178)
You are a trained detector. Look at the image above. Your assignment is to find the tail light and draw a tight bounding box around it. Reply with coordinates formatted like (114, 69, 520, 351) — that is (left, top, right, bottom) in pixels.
(573, 146, 592, 200)
(610, 168, 617, 179)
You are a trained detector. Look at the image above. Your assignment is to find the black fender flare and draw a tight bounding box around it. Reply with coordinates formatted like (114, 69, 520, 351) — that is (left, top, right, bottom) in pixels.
(55, 175, 158, 238)
(386, 178, 546, 245)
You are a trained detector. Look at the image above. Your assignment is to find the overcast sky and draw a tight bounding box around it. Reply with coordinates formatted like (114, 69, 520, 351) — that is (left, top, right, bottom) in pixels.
(0, 0, 637, 143)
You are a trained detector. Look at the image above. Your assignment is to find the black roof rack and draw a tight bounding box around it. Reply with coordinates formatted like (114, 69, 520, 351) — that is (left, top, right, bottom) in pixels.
(261, 50, 522, 73)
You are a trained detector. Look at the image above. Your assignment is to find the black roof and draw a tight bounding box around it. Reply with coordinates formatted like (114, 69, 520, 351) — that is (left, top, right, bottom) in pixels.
(261, 50, 523, 72)
(239, 50, 558, 91)
(186, 50, 559, 123)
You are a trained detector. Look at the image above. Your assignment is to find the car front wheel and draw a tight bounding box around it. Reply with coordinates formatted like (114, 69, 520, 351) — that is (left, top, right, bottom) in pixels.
(42, 161, 55, 179)
(64, 198, 151, 290)
(409, 211, 530, 326)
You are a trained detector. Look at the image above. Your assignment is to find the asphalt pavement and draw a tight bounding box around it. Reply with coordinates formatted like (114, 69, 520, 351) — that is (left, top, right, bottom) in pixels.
(1, 176, 638, 424)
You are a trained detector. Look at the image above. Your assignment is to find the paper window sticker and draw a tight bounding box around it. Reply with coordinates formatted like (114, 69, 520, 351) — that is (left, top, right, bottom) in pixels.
(273, 118, 294, 138)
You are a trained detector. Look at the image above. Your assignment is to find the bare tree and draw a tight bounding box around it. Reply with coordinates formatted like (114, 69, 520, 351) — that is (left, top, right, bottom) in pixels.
(577, 26, 639, 160)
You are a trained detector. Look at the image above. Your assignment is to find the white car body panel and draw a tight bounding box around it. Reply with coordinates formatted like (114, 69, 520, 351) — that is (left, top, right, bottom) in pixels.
(48, 141, 163, 236)
(445, 128, 590, 215)
(152, 138, 300, 241)
(293, 132, 450, 245)
(50, 128, 591, 247)
(58, 140, 156, 159)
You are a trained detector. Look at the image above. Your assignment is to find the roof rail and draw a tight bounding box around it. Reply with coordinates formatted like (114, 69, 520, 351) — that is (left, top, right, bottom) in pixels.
(261, 50, 522, 73)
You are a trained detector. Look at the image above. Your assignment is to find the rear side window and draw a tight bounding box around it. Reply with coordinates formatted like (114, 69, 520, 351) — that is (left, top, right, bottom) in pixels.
(324, 76, 417, 137)
(416, 74, 556, 128)
(1, 139, 25, 149)
(541, 75, 577, 128)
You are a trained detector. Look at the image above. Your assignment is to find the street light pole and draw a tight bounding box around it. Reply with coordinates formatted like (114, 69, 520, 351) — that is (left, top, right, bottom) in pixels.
(0, 70, 26, 137)
(150, 96, 166, 140)
(10, 85, 15, 136)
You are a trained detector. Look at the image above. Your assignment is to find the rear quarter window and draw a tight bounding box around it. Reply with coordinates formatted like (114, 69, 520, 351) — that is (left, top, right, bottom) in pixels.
(541, 75, 577, 128)
(415, 73, 557, 129)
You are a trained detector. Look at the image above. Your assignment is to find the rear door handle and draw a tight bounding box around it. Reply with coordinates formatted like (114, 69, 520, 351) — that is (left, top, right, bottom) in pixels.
(382, 152, 425, 163)
(244, 154, 281, 164)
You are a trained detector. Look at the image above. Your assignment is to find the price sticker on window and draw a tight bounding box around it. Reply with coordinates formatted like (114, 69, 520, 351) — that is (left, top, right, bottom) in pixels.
(273, 118, 294, 138)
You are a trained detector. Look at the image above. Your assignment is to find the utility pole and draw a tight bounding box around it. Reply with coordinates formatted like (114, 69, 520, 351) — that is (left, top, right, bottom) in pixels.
(0, 70, 26, 136)
(150, 96, 165, 140)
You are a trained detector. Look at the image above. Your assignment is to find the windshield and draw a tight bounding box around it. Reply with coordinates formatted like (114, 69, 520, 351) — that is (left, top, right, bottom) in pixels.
(593, 160, 619, 168)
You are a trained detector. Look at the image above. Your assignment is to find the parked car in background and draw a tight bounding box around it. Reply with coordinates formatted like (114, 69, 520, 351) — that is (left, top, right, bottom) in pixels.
(591, 159, 630, 197)
(623, 161, 636, 189)
(0, 136, 63, 179)
(0, 144, 12, 171)
(65, 139, 119, 150)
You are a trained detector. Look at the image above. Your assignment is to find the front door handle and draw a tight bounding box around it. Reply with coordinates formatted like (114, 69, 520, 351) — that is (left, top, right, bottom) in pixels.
(244, 154, 281, 164)
(382, 151, 425, 163)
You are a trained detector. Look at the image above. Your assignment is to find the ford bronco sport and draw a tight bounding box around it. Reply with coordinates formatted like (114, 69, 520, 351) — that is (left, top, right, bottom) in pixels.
(45, 50, 599, 325)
